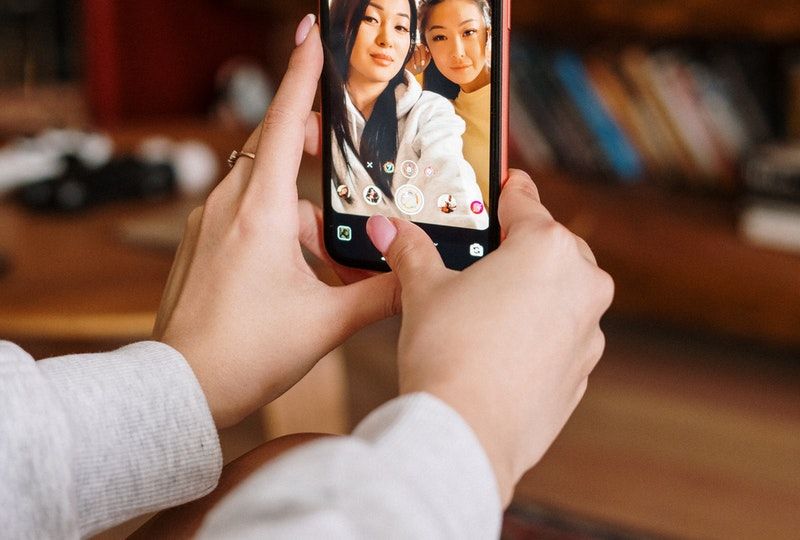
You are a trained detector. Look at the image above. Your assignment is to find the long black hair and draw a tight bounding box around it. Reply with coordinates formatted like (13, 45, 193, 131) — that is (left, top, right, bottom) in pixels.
(418, 0, 491, 99)
(327, 0, 418, 200)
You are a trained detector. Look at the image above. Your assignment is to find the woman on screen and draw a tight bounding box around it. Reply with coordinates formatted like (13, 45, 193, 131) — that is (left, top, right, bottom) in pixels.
(327, 0, 488, 230)
(417, 0, 492, 204)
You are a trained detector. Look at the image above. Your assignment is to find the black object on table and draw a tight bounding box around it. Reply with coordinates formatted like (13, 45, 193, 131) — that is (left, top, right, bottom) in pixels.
(16, 156, 176, 213)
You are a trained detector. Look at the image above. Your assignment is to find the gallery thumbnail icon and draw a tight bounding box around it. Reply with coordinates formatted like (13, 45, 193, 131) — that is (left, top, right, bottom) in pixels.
(337, 225, 352, 242)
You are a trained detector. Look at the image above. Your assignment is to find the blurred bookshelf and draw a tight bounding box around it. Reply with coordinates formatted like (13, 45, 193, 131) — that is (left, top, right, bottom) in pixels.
(501, 0, 800, 351)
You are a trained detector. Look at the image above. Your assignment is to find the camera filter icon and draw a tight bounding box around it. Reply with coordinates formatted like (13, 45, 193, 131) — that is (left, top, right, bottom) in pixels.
(401, 160, 419, 179)
(337, 226, 352, 242)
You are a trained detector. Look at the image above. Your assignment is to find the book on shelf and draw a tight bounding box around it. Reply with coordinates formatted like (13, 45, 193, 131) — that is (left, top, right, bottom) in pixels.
(583, 54, 664, 177)
(617, 47, 700, 182)
(705, 46, 776, 145)
(508, 41, 778, 192)
(684, 58, 751, 169)
(647, 50, 736, 187)
(552, 50, 643, 183)
(511, 41, 611, 177)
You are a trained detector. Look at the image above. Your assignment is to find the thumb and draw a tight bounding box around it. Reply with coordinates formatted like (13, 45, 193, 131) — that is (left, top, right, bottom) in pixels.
(366, 216, 445, 284)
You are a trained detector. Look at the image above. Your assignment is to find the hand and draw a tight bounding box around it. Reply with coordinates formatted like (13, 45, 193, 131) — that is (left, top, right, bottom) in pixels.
(405, 44, 431, 76)
(154, 17, 399, 429)
(366, 170, 614, 506)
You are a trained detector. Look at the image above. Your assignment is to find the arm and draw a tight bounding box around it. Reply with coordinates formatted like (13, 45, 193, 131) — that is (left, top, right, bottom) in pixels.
(198, 394, 501, 539)
(2, 19, 394, 539)
(0, 341, 221, 538)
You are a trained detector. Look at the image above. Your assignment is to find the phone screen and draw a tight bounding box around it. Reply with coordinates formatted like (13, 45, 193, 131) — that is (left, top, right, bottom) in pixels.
(322, 0, 507, 270)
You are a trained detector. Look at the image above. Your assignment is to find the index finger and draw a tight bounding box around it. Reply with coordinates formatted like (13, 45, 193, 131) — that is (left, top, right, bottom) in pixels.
(245, 18, 323, 216)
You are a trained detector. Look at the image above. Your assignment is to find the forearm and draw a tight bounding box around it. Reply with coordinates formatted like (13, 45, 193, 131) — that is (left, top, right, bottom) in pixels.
(0, 341, 222, 538)
(199, 393, 502, 539)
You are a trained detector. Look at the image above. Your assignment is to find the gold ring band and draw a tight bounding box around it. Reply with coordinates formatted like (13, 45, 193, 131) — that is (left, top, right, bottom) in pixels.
(227, 150, 256, 168)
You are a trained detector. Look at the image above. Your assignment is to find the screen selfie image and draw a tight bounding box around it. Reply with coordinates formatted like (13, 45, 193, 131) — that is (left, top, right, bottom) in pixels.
(325, 0, 493, 231)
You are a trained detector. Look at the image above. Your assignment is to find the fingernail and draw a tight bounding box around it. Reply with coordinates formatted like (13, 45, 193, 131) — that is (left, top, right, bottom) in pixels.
(366, 215, 397, 254)
(295, 14, 316, 46)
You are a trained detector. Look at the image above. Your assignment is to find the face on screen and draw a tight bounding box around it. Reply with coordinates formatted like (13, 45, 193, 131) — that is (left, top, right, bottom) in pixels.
(327, 0, 493, 232)
(423, 0, 491, 91)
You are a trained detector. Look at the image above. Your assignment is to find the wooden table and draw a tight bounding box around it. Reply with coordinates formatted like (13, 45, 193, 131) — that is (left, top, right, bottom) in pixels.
(0, 196, 189, 345)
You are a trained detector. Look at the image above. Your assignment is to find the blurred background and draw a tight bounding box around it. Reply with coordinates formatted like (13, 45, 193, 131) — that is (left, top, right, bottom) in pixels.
(0, 1, 798, 539)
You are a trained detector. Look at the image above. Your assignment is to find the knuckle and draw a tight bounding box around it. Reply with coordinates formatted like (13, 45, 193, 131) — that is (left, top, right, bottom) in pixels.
(575, 235, 597, 264)
(595, 269, 616, 308)
(387, 280, 403, 318)
(297, 205, 318, 248)
(187, 206, 204, 228)
(579, 331, 605, 380)
(263, 103, 303, 132)
(590, 331, 607, 363)
(540, 220, 573, 252)
(551, 221, 573, 242)
(232, 209, 261, 242)
(508, 217, 554, 254)
(287, 50, 304, 72)
(297, 198, 312, 213)
(204, 185, 226, 213)
(576, 379, 589, 401)
(510, 175, 540, 202)
(390, 238, 418, 273)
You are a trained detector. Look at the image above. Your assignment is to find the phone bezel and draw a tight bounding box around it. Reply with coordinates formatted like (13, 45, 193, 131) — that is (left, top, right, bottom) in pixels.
(321, 0, 509, 271)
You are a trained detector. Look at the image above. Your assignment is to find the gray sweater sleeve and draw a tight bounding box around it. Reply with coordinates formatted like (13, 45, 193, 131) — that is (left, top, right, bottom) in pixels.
(0, 341, 222, 539)
(198, 393, 502, 539)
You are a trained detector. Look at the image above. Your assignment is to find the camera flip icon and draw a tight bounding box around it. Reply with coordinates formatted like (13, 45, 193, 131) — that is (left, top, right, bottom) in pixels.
(469, 243, 485, 258)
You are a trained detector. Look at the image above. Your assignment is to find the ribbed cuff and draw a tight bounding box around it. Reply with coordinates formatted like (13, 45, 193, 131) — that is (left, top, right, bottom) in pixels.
(39, 341, 222, 536)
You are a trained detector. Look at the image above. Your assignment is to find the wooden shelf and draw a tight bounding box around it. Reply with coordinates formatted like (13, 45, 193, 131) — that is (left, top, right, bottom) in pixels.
(514, 0, 800, 41)
(524, 167, 800, 349)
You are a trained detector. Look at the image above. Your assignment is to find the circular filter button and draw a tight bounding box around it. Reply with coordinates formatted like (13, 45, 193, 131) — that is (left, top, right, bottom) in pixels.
(394, 184, 425, 215)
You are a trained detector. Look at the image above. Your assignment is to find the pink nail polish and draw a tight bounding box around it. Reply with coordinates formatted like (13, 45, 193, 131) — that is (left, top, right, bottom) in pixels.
(295, 14, 316, 46)
(366, 215, 397, 254)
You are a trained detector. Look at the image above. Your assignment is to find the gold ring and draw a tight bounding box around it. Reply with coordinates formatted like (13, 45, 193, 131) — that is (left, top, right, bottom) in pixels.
(227, 150, 256, 168)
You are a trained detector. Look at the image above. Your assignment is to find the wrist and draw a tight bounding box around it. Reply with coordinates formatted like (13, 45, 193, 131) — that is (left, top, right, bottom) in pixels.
(159, 339, 239, 429)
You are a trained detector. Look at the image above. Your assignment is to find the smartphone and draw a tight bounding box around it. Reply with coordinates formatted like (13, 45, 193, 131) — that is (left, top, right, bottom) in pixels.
(321, 0, 510, 271)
